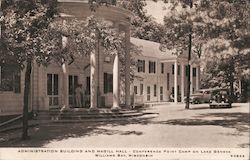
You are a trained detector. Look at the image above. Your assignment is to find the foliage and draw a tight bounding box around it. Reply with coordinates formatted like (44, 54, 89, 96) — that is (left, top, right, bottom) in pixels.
(0, 0, 132, 139)
(0, 0, 60, 140)
(158, 0, 250, 54)
(52, 16, 125, 59)
(0, 0, 63, 67)
(117, 0, 165, 43)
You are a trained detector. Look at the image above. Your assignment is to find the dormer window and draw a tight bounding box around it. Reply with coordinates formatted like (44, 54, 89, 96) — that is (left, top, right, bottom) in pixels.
(137, 59, 145, 73)
(149, 61, 156, 73)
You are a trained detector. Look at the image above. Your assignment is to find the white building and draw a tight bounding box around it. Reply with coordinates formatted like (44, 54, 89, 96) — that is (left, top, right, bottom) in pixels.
(0, 1, 200, 117)
(131, 38, 201, 104)
(0, 1, 133, 116)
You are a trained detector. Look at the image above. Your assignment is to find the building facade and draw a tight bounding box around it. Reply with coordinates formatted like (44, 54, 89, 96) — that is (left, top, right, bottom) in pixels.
(131, 38, 201, 104)
(0, 1, 201, 116)
(0, 1, 133, 116)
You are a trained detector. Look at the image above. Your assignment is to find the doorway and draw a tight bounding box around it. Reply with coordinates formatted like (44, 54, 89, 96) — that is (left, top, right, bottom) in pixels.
(69, 75, 78, 107)
(47, 74, 59, 108)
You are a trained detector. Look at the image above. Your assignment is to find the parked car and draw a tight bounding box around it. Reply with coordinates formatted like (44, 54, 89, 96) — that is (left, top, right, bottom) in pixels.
(209, 88, 232, 108)
(184, 89, 212, 104)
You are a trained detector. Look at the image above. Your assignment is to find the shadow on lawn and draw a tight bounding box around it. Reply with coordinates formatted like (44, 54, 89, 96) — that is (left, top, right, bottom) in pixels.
(0, 111, 249, 147)
(0, 117, 151, 147)
(157, 112, 250, 133)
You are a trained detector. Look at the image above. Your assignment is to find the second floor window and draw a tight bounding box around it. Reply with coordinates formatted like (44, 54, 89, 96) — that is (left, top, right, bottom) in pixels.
(161, 63, 164, 74)
(149, 61, 156, 73)
(178, 65, 180, 75)
(137, 60, 145, 73)
(172, 64, 175, 75)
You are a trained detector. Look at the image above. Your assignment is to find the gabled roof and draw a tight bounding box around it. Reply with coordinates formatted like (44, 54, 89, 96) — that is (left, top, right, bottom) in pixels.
(130, 37, 177, 60)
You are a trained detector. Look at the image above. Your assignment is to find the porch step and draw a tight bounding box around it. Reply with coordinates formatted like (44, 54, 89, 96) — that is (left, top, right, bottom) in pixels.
(36, 109, 148, 121)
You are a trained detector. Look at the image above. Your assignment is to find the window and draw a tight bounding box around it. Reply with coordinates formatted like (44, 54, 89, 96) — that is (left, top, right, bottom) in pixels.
(185, 65, 189, 77)
(137, 60, 145, 73)
(134, 86, 138, 95)
(177, 85, 180, 95)
(47, 74, 59, 106)
(178, 65, 180, 75)
(86, 77, 90, 95)
(147, 86, 150, 101)
(167, 73, 170, 91)
(69, 75, 78, 105)
(154, 84, 157, 97)
(69, 75, 78, 95)
(172, 87, 174, 95)
(149, 61, 156, 73)
(161, 63, 164, 74)
(193, 67, 197, 77)
(172, 64, 175, 75)
(0, 64, 21, 93)
(140, 84, 143, 95)
(104, 73, 113, 93)
(160, 86, 163, 101)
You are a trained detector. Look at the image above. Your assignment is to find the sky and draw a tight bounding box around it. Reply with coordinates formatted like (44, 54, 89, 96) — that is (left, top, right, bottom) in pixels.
(144, 0, 170, 24)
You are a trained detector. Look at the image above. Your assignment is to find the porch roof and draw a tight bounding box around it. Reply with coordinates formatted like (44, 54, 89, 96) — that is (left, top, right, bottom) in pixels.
(130, 37, 177, 60)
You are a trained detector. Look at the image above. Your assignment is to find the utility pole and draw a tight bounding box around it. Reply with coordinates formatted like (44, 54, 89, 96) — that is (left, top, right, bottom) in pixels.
(185, 0, 193, 109)
(0, 0, 2, 37)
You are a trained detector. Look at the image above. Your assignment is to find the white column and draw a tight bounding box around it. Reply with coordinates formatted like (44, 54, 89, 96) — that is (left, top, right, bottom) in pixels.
(196, 66, 200, 91)
(62, 63, 69, 108)
(112, 53, 120, 109)
(190, 65, 193, 94)
(181, 63, 185, 103)
(62, 36, 69, 108)
(90, 51, 98, 109)
(174, 61, 178, 103)
(239, 80, 242, 94)
(125, 28, 131, 107)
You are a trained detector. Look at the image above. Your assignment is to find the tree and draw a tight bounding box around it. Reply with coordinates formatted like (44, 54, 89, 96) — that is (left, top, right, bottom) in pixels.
(0, 0, 61, 140)
(201, 40, 250, 102)
(1, 0, 128, 139)
(198, 0, 250, 102)
(156, 0, 250, 107)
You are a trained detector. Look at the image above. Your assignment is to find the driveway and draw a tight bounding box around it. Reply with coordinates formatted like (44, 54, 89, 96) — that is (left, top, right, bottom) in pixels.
(0, 103, 249, 148)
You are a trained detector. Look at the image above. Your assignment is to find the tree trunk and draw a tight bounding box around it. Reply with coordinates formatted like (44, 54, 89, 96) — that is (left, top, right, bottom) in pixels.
(185, 0, 193, 109)
(228, 57, 235, 104)
(229, 72, 234, 104)
(185, 64, 191, 109)
(22, 59, 32, 140)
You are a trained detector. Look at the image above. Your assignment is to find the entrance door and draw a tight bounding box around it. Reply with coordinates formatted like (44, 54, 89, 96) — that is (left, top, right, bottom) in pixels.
(47, 74, 59, 108)
(68, 75, 78, 107)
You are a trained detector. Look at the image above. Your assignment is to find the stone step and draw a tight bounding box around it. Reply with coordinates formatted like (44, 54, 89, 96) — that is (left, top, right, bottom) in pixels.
(37, 110, 140, 116)
(57, 112, 143, 120)
(57, 109, 136, 112)
(36, 109, 145, 121)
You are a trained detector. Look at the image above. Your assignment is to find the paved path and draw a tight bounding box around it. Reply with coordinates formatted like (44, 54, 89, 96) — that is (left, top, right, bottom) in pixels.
(0, 103, 249, 148)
